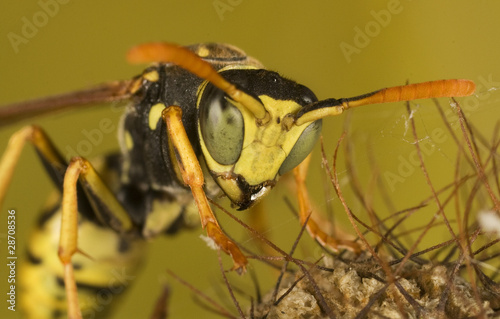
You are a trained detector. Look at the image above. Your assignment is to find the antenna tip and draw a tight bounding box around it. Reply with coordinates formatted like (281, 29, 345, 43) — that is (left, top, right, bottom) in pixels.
(461, 79, 476, 96)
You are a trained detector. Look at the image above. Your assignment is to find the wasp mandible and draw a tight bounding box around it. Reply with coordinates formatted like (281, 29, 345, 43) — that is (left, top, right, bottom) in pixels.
(0, 42, 475, 318)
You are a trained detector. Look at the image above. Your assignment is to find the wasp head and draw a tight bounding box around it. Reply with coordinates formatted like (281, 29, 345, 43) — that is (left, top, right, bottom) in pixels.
(197, 69, 322, 210)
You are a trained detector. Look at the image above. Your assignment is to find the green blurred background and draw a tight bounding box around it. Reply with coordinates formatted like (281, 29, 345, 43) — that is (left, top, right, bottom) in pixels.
(1, 1, 500, 318)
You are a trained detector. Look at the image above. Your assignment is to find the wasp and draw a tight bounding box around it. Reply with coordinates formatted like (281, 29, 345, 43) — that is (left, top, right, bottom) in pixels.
(0, 42, 475, 318)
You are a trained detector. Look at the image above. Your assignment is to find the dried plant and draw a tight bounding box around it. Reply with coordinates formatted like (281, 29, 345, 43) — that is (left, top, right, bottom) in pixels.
(170, 98, 500, 319)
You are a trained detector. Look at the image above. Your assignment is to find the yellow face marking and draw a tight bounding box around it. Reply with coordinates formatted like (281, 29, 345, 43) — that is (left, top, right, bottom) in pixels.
(199, 95, 311, 186)
(143, 70, 159, 82)
(148, 103, 166, 130)
(124, 130, 134, 150)
(196, 45, 210, 58)
(232, 95, 308, 184)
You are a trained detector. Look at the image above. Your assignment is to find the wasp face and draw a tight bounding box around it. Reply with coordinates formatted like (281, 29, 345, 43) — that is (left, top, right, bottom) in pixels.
(197, 69, 322, 209)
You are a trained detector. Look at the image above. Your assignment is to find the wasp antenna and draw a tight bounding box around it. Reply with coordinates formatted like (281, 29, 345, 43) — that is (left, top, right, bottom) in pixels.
(127, 42, 268, 120)
(0, 80, 133, 127)
(294, 79, 476, 126)
(343, 79, 476, 108)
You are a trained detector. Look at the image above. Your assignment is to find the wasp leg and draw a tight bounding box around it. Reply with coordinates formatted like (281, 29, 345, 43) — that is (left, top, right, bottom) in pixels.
(0, 126, 85, 318)
(59, 160, 83, 319)
(0, 126, 133, 231)
(0, 125, 66, 207)
(0, 126, 136, 318)
(293, 154, 361, 253)
(60, 156, 136, 319)
(162, 105, 247, 272)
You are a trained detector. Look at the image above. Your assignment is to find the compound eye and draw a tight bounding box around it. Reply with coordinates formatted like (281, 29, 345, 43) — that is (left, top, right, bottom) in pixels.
(278, 120, 322, 175)
(199, 86, 244, 165)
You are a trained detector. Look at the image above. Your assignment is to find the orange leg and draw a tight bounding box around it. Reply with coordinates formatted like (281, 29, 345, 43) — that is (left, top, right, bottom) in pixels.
(0, 125, 65, 208)
(0, 126, 82, 318)
(293, 154, 361, 253)
(162, 105, 247, 272)
(59, 159, 83, 319)
(0, 126, 135, 318)
(59, 157, 135, 318)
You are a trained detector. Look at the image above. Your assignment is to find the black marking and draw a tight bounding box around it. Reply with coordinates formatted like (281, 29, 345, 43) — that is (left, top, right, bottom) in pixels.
(212, 171, 276, 210)
(73, 263, 83, 271)
(216, 69, 318, 107)
(235, 180, 268, 210)
(294, 98, 342, 120)
(34, 147, 66, 192)
(36, 153, 133, 231)
(344, 89, 380, 103)
(76, 181, 107, 227)
(165, 206, 188, 235)
(77, 282, 118, 294)
(33, 135, 99, 226)
(103, 152, 124, 177)
(26, 249, 42, 265)
(36, 202, 60, 228)
(56, 276, 65, 288)
(124, 64, 197, 191)
(56, 275, 124, 295)
(81, 179, 125, 231)
(52, 309, 64, 319)
(117, 184, 148, 226)
(118, 237, 130, 254)
(172, 146, 185, 172)
(295, 90, 381, 120)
